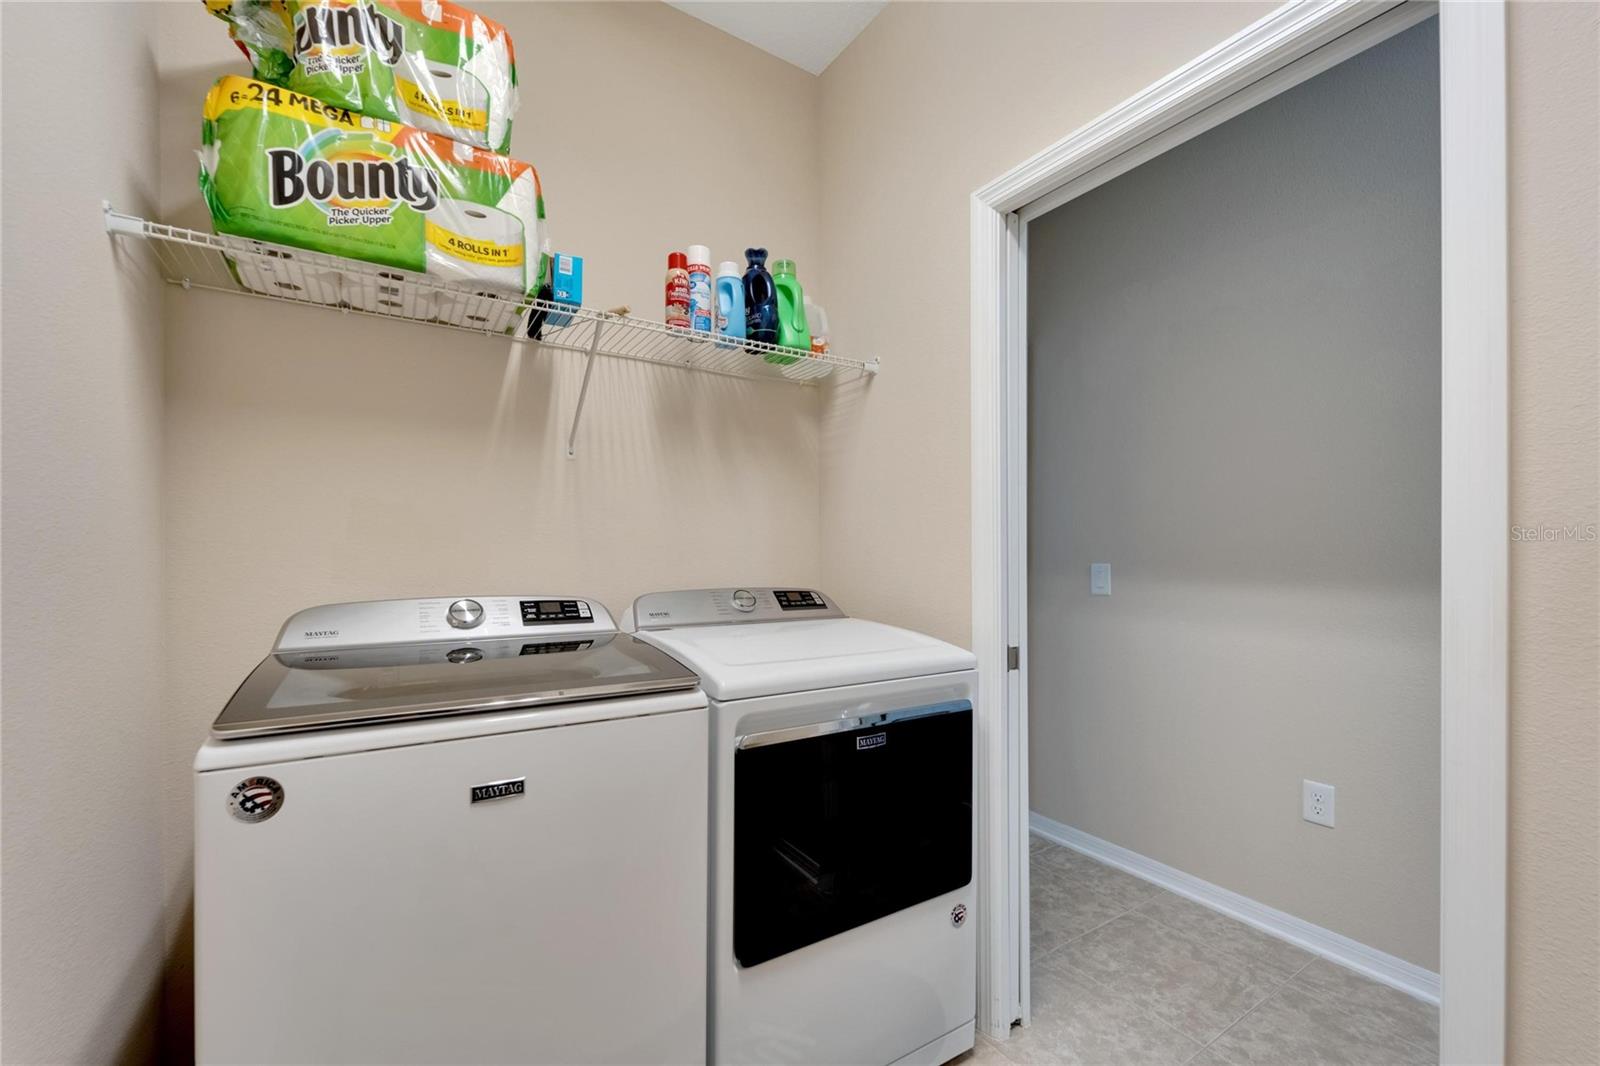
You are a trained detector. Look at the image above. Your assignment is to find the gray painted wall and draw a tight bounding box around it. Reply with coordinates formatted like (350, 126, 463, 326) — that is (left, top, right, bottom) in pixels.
(1027, 19, 1441, 968)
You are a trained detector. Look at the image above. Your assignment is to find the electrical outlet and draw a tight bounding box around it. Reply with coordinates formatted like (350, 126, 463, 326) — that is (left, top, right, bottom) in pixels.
(1303, 780, 1336, 828)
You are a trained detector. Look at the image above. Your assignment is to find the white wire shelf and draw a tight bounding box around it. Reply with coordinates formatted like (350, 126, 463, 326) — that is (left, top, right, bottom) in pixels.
(103, 206, 876, 383)
(103, 205, 878, 455)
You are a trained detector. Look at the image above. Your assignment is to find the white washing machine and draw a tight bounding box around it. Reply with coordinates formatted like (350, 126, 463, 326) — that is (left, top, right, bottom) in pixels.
(195, 596, 709, 1065)
(624, 588, 978, 1066)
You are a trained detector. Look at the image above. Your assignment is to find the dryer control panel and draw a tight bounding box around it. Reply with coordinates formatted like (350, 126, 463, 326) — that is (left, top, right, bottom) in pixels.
(630, 588, 846, 629)
(275, 596, 612, 652)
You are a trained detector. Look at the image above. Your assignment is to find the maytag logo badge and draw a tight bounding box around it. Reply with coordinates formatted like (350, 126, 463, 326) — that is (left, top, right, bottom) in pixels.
(470, 777, 526, 804)
(856, 732, 887, 751)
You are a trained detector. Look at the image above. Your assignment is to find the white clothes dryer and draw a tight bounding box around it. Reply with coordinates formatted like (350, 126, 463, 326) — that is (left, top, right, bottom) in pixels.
(624, 588, 978, 1066)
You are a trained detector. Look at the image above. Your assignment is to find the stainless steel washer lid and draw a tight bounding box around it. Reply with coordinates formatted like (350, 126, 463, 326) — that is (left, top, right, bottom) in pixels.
(211, 596, 699, 738)
(213, 633, 700, 738)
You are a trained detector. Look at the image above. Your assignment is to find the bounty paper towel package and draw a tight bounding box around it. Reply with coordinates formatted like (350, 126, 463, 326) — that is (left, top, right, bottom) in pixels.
(206, 0, 519, 153)
(205, 0, 297, 83)
(199, 75, 549, 324)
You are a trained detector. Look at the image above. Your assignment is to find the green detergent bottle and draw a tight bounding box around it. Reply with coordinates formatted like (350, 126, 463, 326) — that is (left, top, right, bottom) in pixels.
(770, 259, 811, 364)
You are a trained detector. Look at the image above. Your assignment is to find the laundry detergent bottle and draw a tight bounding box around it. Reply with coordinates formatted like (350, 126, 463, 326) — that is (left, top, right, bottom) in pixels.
(771, 258, 810, 363)
(716, 261, 746, 349)
(743, 248, 779, 353)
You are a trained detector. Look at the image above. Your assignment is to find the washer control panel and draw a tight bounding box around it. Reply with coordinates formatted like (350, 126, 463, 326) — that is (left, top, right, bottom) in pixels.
(275, 596, 613, 652)
(630, 588, 846, 629)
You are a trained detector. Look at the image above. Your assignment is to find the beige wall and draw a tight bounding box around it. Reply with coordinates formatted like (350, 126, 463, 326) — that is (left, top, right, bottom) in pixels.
(151, 2, 827, 1053)
(1026, 19, 1440, 968)
(1505, 3, 1600, 1062)
(816, 0, 1597, 1056)
(0, 4, 167, 1061)
(815, 2, 1273, 643)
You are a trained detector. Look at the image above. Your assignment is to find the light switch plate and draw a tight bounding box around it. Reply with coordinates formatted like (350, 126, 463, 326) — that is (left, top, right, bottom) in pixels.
(1090, 563, 1111, 596)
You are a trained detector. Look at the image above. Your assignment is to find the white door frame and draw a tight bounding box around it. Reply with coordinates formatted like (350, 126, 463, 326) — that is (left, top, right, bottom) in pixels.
(969, 2, 1507, 1061)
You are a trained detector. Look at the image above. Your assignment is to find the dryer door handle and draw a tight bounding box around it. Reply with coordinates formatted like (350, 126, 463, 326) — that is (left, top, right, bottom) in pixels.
(735, 699, 971, 750)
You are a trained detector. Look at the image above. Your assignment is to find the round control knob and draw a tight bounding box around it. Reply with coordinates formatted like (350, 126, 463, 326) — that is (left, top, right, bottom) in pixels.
(447, 599, 485, 629)
(731, 589, 758, 612)
(446, 647, 483, 664)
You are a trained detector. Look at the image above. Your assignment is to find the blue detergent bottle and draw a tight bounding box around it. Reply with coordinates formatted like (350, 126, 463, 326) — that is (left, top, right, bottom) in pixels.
(743, 248, 778, 351)
(716, 261, 746, 349)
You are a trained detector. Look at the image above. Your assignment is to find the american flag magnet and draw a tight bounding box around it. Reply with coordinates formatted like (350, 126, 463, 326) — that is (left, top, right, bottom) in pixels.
(228, 776, 284, 823)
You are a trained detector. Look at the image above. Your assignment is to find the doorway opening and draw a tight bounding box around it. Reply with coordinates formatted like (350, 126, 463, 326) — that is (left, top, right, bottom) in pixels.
(1016, 13, 1441, 1061)
(969, 2, 1508, 1062)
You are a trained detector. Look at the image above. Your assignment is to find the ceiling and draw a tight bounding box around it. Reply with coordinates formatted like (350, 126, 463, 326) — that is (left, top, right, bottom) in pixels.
(665, 1, 887, 75)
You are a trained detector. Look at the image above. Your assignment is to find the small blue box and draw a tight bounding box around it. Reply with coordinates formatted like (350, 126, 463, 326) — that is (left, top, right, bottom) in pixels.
(547, 253, 582, 328)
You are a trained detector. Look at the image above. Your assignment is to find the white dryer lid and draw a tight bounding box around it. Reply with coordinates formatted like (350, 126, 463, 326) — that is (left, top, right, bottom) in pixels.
(636, 617, 975, 701)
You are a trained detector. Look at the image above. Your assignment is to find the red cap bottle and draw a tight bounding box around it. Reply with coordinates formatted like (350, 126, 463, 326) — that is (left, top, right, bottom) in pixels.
(666, 252, 690, 330)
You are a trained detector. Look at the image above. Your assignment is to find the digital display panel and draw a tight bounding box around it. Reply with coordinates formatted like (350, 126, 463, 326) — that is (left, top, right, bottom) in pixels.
(774, 590, 827, 611)
(520, 600, 591, 625)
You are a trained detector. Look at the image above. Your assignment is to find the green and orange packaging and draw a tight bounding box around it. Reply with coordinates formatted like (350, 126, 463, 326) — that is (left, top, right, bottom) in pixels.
(200, 74, 549, 317)
(205, 0, 518, 154)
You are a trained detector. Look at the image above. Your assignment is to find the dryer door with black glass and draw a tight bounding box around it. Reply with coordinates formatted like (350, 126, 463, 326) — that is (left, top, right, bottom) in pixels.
(732, 700, 973, 967)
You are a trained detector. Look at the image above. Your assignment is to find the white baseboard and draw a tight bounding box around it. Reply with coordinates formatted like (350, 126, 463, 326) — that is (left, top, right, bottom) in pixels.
(1028, 812, 1441, 1005)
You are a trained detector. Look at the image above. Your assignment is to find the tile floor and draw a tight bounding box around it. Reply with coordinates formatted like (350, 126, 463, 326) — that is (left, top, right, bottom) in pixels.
(954, 835, 1439, 1065)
